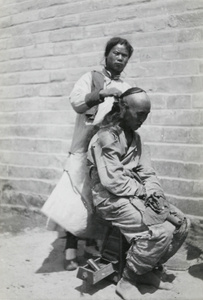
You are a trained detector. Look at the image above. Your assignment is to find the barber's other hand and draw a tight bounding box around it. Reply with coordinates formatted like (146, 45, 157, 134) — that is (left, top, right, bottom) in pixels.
(99, 88, 122, 100)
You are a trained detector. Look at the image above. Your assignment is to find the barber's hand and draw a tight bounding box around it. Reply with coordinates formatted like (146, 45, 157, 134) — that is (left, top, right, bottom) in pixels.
(99, 88, 122, 100)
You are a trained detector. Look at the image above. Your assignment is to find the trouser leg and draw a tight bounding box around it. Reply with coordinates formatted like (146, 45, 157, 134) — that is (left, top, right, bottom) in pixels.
(64, 232, 78, 271)
(65, 231, 78, 250)
(95, 197, 176, 275)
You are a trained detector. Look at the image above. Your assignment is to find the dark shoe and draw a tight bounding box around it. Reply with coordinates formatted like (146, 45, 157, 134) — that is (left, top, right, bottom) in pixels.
(116, 277, 140, 300)
(64, 258, 78, 271)
(136, 271, 173, 290)
(84, 245, 101, 259)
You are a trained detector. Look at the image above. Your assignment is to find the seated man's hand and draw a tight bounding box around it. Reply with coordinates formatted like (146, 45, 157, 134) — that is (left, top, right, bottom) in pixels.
(145, 192, 169, 214)
(135, 184, 147, 200)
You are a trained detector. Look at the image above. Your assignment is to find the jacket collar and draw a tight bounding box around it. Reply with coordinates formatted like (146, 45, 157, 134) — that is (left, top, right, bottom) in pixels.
(102, 68, 121, 81)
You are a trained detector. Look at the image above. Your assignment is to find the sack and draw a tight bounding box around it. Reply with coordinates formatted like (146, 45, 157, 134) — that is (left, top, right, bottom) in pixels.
(41, 171, 93, 237)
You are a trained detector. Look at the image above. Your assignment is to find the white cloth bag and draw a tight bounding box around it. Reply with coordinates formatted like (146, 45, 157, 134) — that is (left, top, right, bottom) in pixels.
(41, 153, 95, 237)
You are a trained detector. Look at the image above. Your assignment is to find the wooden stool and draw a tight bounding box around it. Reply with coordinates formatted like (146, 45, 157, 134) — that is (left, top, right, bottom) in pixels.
(77, 223, 130, 289)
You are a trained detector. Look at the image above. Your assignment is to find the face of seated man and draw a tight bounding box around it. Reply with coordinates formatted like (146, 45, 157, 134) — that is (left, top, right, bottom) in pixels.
(120, 92, 151, 131)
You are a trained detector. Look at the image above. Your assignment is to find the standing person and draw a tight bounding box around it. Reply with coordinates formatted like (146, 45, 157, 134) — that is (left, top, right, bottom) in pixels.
(63, 37, 134, 270)
(87, 87, 190, 300)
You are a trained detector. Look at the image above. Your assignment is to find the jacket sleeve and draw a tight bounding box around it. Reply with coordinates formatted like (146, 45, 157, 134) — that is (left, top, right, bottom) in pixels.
(136, 143, 165, 198)
(92, 129, 141, 197)
(69, 72, 102, 114)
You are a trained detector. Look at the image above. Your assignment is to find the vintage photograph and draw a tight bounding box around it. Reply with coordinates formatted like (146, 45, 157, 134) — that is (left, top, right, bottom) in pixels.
(0, 0, 202, 299)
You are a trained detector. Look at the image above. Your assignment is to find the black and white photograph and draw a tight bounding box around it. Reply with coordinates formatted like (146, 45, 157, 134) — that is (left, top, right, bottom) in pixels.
(0, 1, 202, 299)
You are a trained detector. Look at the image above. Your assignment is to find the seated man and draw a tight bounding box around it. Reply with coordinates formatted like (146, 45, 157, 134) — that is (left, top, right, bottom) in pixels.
(87, 87, 190, 300)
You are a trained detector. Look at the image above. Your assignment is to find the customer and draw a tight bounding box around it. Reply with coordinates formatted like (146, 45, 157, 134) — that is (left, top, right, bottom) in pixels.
(87, 87, 190, 300)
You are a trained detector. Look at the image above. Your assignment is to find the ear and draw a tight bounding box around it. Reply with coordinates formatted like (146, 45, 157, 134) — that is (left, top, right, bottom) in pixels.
(119, 98, 128, 118)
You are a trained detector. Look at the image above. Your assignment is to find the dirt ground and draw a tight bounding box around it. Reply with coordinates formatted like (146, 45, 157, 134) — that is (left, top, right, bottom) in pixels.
(0, 209, 203, 300)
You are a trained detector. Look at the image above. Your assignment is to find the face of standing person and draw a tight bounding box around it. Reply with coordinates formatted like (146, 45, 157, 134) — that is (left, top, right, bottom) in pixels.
(105, 43, 130, 76)
(121, 92, 151, 131)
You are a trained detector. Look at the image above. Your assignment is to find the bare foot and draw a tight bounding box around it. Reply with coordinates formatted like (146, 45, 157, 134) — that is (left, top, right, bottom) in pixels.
(116, 277, 141, 300)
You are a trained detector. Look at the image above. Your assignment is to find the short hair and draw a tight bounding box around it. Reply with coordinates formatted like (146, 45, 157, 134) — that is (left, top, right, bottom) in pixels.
(104, 37, 134, 59)
(121, 87, 146, 98)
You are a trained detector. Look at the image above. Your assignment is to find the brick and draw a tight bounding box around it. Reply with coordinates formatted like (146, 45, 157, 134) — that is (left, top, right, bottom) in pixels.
(166, 11, 203, 29)
(0, 111, 75, 125)
(130, 31, 175, 48)
(151, 109, 201, 126)
(166, 195, 203, 217)
(175, 28, 203, 44)
(199, 60, 203, 74)
(33, 32, 50, 44)
(50, 27, 84, 42)
(0, 178, 55, 196)
(160, 178, 202, 198)
(50, 71, 66, 82)
(0, 85, 39, 99)
(54, 42, 72, 55)
(0, 151, 66, 169)
(0, 164, 8, 177)
(0, 138, 71, 154)
(0, 60, 30, 73)
(104, 20, 144, 38)
(136, 76, 203, 94)
(192, 94, 203, 108)
(7, 23, 30, 37)
(0, 50, 9, 62)
(82, 25, 106, 41)
(0, 38, 8, 49)
(80, 9, 117, 26)
(199, 110, 203, 126)
(25, 44, 54, 58)
(139, 47, 162, 62)
(11, 11, 39, 25)
(29, 19, 63, 34)
(147, 142, 203, 163)
(30, 59, 44, 70)
(0, 16, 12, 28)
(138, 126, 163, 143)
(190, 128, 203, 144)
(9, 48, 24, 60)
(164, 127, 190, 143)
(0, 97, 72, 112)
(39, 7, 57, 20)
(56, 2, 90, 17)
(153, 160, 203, 180)
(163, 127, 203, 144)
(171, 60, 199, 75)
(185, 0, 203, 10)
(141, 126, 203, 145)
(166, 95, 191, 109)
(36, 0, 68, 9)
(7, 35, 34, 48)
(1, 190, 47, 208)
(6, 165, 61, 181)
(162, 43, 203, 60)
(19, 71, 50, 84)
(0, 86, 27, 99)
(61, 14, 80, 28)
(39, 83, 71, 97)
(0, 73, 20, 86)
(127, 61, 172, 78)
(0, 124, 74, 140)
(148, 94, 167, 109)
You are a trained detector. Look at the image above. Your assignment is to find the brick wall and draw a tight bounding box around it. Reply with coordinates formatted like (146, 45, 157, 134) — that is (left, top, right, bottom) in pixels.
(0, 0, 202, 216)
